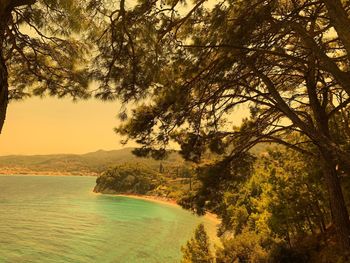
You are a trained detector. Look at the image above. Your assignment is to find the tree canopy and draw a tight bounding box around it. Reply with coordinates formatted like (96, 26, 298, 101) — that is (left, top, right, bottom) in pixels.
(96, 0, 350, 252)
(0, 0, 91, 131)
(181, 146, 346, 262)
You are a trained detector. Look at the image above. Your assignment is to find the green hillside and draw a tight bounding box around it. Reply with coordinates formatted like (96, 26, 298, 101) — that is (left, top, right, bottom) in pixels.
(0, 148, 184, 176)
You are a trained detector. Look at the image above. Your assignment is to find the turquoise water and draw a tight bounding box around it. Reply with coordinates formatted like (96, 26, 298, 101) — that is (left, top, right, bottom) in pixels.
(0, 175, 217, 263)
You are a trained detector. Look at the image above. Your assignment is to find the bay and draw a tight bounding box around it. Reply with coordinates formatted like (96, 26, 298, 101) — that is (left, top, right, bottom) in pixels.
(0, 175, 217, 263)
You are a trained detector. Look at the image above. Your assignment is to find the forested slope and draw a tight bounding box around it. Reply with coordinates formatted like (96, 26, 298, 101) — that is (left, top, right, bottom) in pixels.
(0, 148, 184, 175)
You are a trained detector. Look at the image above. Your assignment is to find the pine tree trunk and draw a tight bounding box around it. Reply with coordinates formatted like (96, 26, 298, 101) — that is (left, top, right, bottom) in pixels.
(0, 1, 35, 134)
(323, 0, 350, 60)
(0, 5, 10, 134)
(320, 150, 350, 253)
(0, 51, 8, 133)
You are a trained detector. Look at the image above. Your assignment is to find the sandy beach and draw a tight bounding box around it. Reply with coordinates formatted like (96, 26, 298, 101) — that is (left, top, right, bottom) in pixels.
(112, 193, 222, 245)
(113, 193, 221, 225)
(0, 172, 98, 177)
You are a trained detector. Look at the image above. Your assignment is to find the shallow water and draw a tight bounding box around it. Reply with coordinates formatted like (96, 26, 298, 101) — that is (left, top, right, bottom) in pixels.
(0, 175, 217, 263)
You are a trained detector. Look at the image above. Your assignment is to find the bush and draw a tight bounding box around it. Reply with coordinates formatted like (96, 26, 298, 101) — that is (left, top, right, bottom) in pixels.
(216, 229, 269, 263)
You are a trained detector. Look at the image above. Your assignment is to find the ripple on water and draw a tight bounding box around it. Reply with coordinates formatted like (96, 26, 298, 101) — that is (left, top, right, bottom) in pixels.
(0, 176, 218, 263)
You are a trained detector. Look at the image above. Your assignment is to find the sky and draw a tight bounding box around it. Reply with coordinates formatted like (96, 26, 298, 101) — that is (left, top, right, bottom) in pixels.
(0, 96, 249, 156)
(0, 97, 136, 156)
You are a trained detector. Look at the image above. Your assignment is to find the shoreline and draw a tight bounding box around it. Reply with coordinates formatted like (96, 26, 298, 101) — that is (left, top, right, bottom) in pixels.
(112, 193, 221, 245)
(94, 192, 220, 225)
(0, 173, 98, 177)
(1, 174, 220, 225)
(116, 193, 179, 206)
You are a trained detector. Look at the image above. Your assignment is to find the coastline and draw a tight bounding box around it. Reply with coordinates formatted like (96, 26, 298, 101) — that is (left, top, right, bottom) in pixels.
(95, 192, 220, 225)
(113, 193, 222, 246)
(116, 193, 179, 206)
(1, 174, 220, 225)
(0, 173, 98, 177)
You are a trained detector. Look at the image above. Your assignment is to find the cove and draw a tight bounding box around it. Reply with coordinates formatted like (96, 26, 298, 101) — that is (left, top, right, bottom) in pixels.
(0, 175, 217, 263)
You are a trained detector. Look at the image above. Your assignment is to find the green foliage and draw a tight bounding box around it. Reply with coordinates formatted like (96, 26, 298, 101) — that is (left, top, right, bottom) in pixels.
(179, 145, 339, 261)
(181, 224, 213, 263)
(3, 0, 92, 101)
(94, 164, 159, 194)
(86, 149, 198, 200)
(91, 0, 350, 251)
(216, 229, 269, 263)
(94, 161, 197, 198)
(178, 153, 256, 216)
(93, 0, 350, 168)
(266, 149, 330, 240)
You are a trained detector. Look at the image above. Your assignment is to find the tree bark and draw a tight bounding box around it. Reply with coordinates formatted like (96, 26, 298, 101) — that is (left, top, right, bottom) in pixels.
(323, 0, 350, 61)
(0, 10, 9, 134)
(302, 61, 350, 253)
(0, 0, 36, 133)
(0, 52, 8, 133)
(291, 22, 350, 98)
(320, 150, 350, 253)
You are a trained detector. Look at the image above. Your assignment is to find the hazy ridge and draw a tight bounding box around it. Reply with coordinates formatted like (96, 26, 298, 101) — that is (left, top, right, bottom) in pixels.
(0, 148, 184, 176)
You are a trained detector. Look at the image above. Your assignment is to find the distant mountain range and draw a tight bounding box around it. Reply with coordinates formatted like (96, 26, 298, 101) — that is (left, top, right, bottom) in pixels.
(0, 143, 271, 176)
(0, 148, 184, 176)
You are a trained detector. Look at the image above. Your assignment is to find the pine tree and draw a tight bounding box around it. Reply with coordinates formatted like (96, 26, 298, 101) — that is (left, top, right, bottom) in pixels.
(181, 224, 213, 263)
(0, 0, 91, 132)
(96, 0, 350, 251)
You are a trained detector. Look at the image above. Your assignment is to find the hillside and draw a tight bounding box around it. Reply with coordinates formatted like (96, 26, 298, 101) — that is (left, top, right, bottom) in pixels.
(0, 148, 184, 176)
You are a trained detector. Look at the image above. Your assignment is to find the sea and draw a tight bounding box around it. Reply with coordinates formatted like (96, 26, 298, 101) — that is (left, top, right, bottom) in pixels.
(0, 175, 217, 263)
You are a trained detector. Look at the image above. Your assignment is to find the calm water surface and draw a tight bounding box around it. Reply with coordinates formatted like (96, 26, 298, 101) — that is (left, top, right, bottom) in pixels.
(0, 175, 217, 263)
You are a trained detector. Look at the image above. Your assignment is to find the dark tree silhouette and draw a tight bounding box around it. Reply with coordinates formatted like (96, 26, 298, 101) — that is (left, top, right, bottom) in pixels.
(92, 0, 350, 252)
(0, 0, 91, 132)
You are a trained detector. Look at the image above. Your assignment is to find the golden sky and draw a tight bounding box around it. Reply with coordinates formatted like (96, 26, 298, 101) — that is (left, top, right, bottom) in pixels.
(0, 97, 136, 155)
(0, 97, 248, 156)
